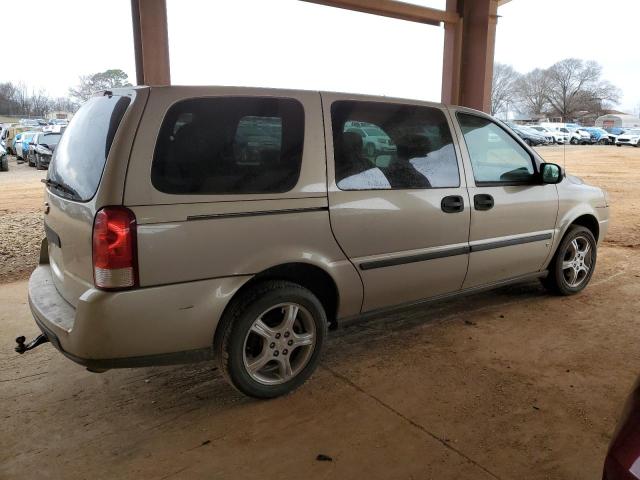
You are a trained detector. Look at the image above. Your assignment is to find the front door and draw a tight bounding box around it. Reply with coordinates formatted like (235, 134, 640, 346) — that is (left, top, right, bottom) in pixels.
(323, 94, 471, 312)
(453, 111, 559, 288)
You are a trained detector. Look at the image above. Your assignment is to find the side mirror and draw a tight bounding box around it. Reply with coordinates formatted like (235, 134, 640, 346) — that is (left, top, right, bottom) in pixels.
(540, 162, 563, 184)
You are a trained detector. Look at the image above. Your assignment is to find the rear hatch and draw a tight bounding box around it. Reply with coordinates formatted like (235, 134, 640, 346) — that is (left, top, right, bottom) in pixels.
(43, 90, 143, 306)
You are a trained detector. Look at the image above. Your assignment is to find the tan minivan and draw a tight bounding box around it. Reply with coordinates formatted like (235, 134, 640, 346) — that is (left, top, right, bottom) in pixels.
(23, 86, 609, 398)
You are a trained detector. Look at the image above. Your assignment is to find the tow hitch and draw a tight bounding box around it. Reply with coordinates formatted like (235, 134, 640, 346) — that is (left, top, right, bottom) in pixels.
(15, 334, 49, 354)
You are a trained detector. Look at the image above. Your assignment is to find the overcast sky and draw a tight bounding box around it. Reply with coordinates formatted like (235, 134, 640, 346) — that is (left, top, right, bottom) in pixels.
(3, 0, 639, 114)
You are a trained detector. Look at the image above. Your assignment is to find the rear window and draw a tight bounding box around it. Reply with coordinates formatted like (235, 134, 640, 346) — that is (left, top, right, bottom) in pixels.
(48, 95, 130, 201)
(151, 97, 304, 195)
(40, 133, 61, 146)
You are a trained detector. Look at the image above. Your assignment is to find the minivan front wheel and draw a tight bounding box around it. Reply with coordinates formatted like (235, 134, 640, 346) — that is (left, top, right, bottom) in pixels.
(216, 280, 327, 398)
(542, 226, 597, 295)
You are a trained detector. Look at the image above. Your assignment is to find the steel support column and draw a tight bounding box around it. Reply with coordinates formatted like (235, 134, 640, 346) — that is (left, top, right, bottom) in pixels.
(131, 0, 171, 86)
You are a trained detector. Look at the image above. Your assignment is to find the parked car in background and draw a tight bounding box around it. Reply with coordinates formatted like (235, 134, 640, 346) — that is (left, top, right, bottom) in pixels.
(543, 125, 576, 144)
(507, 123, 547, 146)
(19, 119, 40, 127)
(0, 143, 8, 171)
(26, 131, 62, 169)
(3, 125, 30, 154)
(15, 131, 39, 160)
(584, 127, 611, 145)
(564, 127, 592, 145)
(42, 124, 66, 134)
(615, 129, 640, 147)
(605, 127, 626, 143)
(345, 122, 396, 157)
(48, 118, 68, 126)
(21, 86, 609, 399)
(602, 375, 640, 479)
(528, 125, 556, 144)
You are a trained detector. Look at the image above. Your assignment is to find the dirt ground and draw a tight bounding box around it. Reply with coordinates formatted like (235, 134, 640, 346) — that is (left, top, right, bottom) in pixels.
(1, 146, 639, 480)
(0, 157, 46, 283)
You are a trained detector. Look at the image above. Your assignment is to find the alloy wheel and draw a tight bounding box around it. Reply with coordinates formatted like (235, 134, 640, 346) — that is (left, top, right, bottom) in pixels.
(243, 303, 316, 385)
(561, 235, 593, 288)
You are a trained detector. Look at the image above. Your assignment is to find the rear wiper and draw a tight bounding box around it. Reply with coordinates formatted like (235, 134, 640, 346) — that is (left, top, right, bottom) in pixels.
(41, 178, 80, 199)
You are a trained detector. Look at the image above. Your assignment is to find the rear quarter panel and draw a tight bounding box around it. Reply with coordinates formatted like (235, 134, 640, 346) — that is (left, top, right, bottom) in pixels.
(43, 88, 149, 306)
(125, 87, 363, 319)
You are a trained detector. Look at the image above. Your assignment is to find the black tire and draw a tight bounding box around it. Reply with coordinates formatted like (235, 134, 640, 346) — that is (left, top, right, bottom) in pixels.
(215, 280, 328, 399)
(570, 138, 578, 145)
(616, 144, 622, 147)
(598, 139, 608, 145)
(524, 138, 532, 146)
(0, 156, 8, 172)
(541, 225, 597, 296)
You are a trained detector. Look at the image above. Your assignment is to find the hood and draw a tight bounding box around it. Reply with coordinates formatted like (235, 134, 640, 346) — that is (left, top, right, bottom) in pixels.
(618, 133, 640, 140)
(566, 174, 585, 185)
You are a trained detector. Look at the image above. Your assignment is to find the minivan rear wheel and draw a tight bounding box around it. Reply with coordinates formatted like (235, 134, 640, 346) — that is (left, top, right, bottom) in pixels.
(215, 280, 327, 398)
(542, 225, 597, 295)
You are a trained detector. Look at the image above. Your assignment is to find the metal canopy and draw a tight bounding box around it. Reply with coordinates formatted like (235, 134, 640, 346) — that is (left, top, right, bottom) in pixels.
(130, 0, 503, 112)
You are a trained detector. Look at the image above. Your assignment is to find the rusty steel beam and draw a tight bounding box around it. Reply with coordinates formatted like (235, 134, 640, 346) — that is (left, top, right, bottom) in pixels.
(130, 0, 171, 86)
(300, 0, 459, 26)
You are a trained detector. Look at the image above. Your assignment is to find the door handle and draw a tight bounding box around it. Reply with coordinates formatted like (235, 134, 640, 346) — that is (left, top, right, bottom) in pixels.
(474, 194, 494, 211)
(441, 195, 464, 213)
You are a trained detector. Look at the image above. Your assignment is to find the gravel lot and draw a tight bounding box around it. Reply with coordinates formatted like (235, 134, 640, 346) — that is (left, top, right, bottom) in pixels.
(1, 145, 639, 480)
(0, 156, 46, 283)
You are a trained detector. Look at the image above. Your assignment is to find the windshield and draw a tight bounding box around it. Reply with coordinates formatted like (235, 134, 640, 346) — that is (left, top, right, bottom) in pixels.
(48, 95, 130, 201)
(40, 133, 61, 146)
(626, 129, 640, 135)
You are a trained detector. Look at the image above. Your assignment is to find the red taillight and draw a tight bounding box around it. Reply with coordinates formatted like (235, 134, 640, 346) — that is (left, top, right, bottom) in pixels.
(92, 206, 137, 290)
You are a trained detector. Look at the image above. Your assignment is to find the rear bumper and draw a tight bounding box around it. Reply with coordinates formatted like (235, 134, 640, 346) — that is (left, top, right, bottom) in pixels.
(28, 264, 250, 369)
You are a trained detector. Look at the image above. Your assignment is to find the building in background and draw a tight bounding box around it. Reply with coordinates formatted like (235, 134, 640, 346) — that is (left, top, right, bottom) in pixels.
(595, 113, 640, 128)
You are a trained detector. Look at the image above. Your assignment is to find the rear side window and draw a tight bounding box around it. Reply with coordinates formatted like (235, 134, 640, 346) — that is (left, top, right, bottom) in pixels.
(152, 97, 305, 195)
(331, 101, 459, 190)
(48, 95, 131, 201)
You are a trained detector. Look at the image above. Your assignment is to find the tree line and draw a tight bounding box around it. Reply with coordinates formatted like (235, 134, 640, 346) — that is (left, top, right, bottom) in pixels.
(0, 69, 131, 118)
(491, 58, 621, 121)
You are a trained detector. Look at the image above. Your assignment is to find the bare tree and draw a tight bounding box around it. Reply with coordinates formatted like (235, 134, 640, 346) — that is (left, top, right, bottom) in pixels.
(69, 69, 132, 105)
(0, 82, 20, 114)
(50, 96, 76, 113)
(491, 63, 520, 116)
(546, 59, 620, 120)
(514, 68, 549, 117)
(13, 82, 30, 116)
(27, 89, 52, 117)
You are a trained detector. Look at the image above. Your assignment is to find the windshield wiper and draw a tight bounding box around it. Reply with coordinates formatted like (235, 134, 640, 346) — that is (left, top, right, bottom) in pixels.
(41, 178, 81, 200)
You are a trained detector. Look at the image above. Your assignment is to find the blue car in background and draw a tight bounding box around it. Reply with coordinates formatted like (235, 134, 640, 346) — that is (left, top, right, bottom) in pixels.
(584, 127, 611, 145)
(14, 131, 39, 160)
